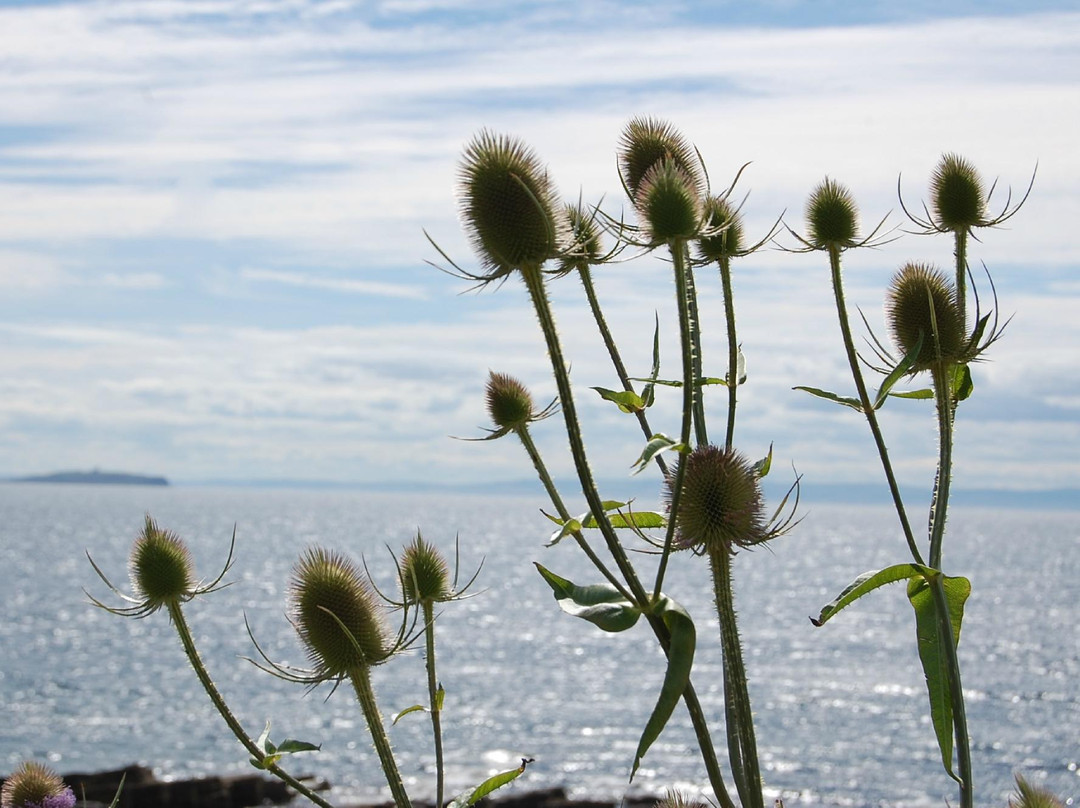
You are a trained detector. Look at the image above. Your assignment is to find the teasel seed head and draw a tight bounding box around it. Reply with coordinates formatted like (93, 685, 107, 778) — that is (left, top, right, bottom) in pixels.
(636, 159, 704, 243)
(485, 371, 536, 431)
(1, 761, 75, 808)
(931, 153, 987, 232)
(1009, 774, 1064, 808)
(618, 117, 702, 202)
(886, 262, 966, 372)
(696, 195, 745, 261)
(805, 178, 860, 250)
(558, 203, 605, 273)
(400, 533, 453, 605)
(666, 445, 767, 554)
(129, 515, 196, 613)
(458, 131, 564, 277)
(290, 547, 392, 677)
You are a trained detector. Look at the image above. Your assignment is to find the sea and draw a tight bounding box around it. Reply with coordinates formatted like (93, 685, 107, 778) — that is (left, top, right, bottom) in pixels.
(0, 483, 1076, 807)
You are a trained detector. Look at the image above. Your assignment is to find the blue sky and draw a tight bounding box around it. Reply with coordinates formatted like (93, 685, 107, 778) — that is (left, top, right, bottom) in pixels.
(0, 0, 1077, 497)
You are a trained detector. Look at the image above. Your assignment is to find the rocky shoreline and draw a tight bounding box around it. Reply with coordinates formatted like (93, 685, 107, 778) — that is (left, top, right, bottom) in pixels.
(1, 765, 658, 808)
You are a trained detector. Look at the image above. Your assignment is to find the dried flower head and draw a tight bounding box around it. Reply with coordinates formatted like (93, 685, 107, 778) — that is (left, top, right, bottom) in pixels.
(886, 262, 965, 372)
(485, 371, 536, 431)
(931, 153, 987, 232)
(666, 445, 767, 554)
(129, 515, 196, 613)
(400, 533, 452, 605)
(805, 178, 860, 250)
(696, 195, 745, 261)
(636, 159, 703, 243)
(290, 547, 392, 677)
(1, 762, 75, 808)
(458, 131, 564, 279)
(618, 117, 702, 202)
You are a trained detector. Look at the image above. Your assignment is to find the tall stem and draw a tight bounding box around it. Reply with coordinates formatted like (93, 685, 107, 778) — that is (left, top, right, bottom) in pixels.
(578, 265, 668, 477)
(350, 666, 411, 808)
(718, 256, 738, 451)
(954, 229, 969, 327)
(167, 603, 337, 808)
(929, 575, 973, 808)
(709, 551, 764, 808)
(683, 252, 709, 448)
(422, 601, 445, 808)
(928, 364, 955, 570)
(826, 246, 926, 567)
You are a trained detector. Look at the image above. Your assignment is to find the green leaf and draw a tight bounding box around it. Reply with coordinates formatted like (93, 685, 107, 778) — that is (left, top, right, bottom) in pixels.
(544, 502, 627, 545)
(275, 739, 321, 755)
(631, 595, 696, 780)
(873, 333, 923, 409)
(641, 314, 661, 409)
(890, 388, 934, 400)
(606, 511, 667, 530)
(907, 574, 971, 781)
(698, 376, 728, 387)
(593, 386, 646, 414)
(447, 758, 532, 808)
(811, 563, 936, 626)
(534, 563, 641, 632)
(392, 704, 428, 724)
(952, 364, 973, 402)
(751, 444, 773, 478)
(631, 433, 688, 474)
(105, 773, 127, 808)
(735, 346, 747, 385)
(435, 683, 445, 711)
(793, 386, 864, 412)
(249, 719, 320, 768)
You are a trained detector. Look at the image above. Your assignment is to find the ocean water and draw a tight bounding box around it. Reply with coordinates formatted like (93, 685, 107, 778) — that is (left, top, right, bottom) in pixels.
(0, 483, 1076, 807)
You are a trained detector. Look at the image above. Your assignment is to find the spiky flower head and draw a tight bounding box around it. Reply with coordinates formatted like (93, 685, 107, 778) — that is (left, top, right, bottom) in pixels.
(557, 203, 605, 274)
(1, 762, 75, 808)
(805, 178, 860, 250)
(666, 445, 767, 554)
(400, 533, 452, 605)
(485, 371, 535, 431)
(1009, 775, 1064, 808)
(931, 153, 987, 232)
(696, 195, 745, 261)
(886, 262, 966, 372)
(654, 790, 708, 808)
(618, 117, 702, 202)
(458, 131, 564, 278)
(636, 159, 703, 243)
(129, 515, 196, 613)
(290, 547, 392, 677)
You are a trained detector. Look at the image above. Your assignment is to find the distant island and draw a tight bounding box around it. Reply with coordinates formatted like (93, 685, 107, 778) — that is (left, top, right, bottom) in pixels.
(13, 470, 169, 486)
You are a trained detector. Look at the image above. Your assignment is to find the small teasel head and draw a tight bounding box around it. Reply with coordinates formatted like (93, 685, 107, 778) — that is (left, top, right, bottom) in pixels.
(618, 117, 702, 202)
(129, 515, 196, 613)
(1, 761, 75, 808)
(805, 177, 860, 250)
(458, 131, 565, 280)
(636, 159, 704, 243)
(931, 153, 987, 232)
(886, 262, 966, 372)
(1009, 774, 1065, 808)
(654, 790, 708, 808)
(290, 547, 392, 678)
(485, 371, 536, 432)
(556, 202, 606, 274)
(665, 444, 768, 555)
(400, 532, 452, 605)
(696, 195, 745, 261)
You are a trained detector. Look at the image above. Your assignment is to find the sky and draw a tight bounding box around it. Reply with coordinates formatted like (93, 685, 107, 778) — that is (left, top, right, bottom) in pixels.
(0, 0, 1077, 501)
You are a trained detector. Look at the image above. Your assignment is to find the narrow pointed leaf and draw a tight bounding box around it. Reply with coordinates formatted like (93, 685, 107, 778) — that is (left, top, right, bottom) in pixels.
(907, 575, 970, 780)
(793, 386, 864, 412)
(752, 444, 773, 478)
(641, 315, 661, 409)
(447, 758, 531, 808)
(811, 563, 935, 626)
(605, 511, 667, 530)
(392, 704, 428, 724)
(593, 386, 646, 414)
(890, 388, 934, 400)
(275, 739, 321, 755)
(952, 364, 973, 402)
(435, 684, 445, 711)
(535, 563, 641, 632)
(736, 346, 747, 385)
(874, 333, 924, 409)
(698, 376, 728, 387)
(546, 515, 583, 547)
(632, 433, 688, 474)
(256, 720, 272, 752)
(630, 595, 696, 780)
(105, 774, 127, 808)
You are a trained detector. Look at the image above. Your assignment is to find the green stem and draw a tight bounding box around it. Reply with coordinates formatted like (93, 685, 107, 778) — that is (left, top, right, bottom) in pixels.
(578, 265, 668, 477)
(928, 364, 955, 570)
(350, 666, 411, 808)
(826, 246, 926, 567)
(954, 229, 969, 328)
(422, 600, 444, 808)
(929, 575, 973, 808)
(518, 262, 736, 808)
(709, 551, 764, 808)
(166, 603, 337, 808)
(683, 251, 709, 448)
(718, 255, 738, 451)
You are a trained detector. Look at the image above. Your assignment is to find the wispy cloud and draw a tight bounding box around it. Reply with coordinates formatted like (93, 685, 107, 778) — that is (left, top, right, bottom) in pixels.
(241, 267, 427, 299)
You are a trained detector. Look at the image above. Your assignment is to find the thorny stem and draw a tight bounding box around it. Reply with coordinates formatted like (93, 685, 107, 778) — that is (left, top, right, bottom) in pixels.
(166, 602, 337, 808)
(518, 262, 737, 808)
(929, 574, 973, 808)
(718, 255, 739, 451)
(827, 246, 926, 567)
(709, 551, 764, 808)
(422, 600, 445, 808)
(578, 265, 669, 477)
(683, 252, 710, 448)
(350, 666, 411, 808)
(954, 229, 969, 328)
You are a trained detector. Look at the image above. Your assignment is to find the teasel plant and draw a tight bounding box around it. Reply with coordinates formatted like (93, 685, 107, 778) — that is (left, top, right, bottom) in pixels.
(87, 517, 334, 808)
(789, 163, 1021, 808)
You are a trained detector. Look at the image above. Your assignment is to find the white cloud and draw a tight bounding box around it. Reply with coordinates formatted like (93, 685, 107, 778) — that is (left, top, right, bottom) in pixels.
(240, 267, 427, 299)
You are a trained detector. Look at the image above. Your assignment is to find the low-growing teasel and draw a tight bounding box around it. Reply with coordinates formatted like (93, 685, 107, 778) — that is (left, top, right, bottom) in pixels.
(1, 762, 75, 808)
